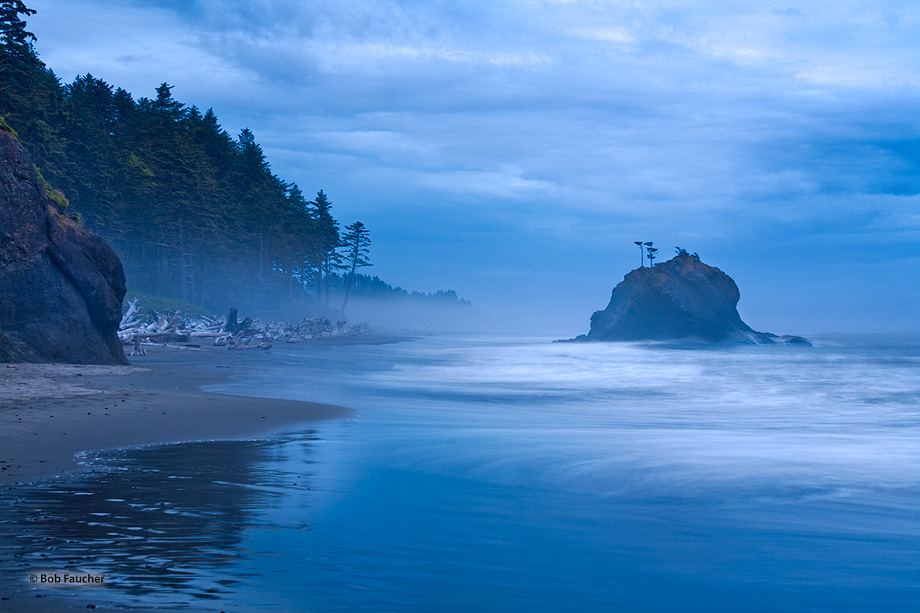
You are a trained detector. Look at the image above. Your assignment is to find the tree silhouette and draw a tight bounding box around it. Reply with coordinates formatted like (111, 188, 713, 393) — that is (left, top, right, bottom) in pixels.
(340, 221, 372, 312)
(0, 1, 36, 64)
(645, 242, 658, 267)
(308, 190, 341, 306)
(634, 241, 645, 267)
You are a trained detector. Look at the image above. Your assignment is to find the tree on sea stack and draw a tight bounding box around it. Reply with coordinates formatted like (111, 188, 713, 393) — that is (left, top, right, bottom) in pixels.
(340, 221, 372, 312)
(645, 242, 658, 267)
(580, 253, 813, 345)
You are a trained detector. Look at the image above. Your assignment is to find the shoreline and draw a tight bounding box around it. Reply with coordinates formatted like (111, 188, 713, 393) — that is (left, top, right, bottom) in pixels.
(0, 345, 352, 485)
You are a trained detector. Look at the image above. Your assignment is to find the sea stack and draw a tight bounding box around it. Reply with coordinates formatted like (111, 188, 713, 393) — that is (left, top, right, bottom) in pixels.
(581, 253, 810, 345)
(0, 123, 128, 364)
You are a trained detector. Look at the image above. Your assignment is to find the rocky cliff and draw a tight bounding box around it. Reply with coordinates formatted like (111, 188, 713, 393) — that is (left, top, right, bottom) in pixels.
(0, 125, 128, 364)
(582, 254, 810, 345)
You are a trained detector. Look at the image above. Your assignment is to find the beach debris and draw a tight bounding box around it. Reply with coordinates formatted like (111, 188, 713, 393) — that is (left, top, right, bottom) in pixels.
(119, 297, 141, 328)
(118, 302, 369, 352)
(227, 342, 273, 351)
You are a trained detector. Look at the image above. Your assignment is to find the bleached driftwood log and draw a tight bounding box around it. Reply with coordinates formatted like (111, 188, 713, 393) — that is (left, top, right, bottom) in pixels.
(118, 302, 369, 354)
(120, 297, 141, 328)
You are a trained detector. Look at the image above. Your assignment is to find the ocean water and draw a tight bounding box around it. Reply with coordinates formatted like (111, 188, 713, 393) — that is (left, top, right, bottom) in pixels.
(2, 334, 919, 611)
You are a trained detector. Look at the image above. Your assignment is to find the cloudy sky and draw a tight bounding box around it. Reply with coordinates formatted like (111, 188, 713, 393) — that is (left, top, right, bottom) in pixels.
(30, 0, 920, 334)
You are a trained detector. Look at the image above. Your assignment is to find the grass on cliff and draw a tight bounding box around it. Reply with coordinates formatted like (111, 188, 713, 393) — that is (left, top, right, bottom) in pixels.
(0, 115, 18, 137)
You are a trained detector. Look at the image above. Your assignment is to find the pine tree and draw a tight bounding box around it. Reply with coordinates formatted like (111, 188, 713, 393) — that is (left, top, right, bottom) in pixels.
(61, 74, 121, 226)
(308, 189, 341, 306)
(0, 0, 36, 65)
(0, 2, 69, 186)
(634, 241, 645, 267)
(133, 86, 222, 302)
(277, 183, 317, 298)
(231, 126, 287, 308)
(645, 242, 658, 267)
(339, 221, 371, 312)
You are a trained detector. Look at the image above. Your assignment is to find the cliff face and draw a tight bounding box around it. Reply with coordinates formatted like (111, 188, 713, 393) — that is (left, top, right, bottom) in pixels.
(585, 254, 810, 345)
(0, 127, 128, 364)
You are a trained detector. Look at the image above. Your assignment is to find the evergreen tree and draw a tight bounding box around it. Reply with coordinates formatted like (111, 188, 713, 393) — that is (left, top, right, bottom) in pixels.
(277, 183, 317, 298)
(645, 242, 658, 267)
(0, 0, 35, 65)
(0, 1, 68, 186)
(132, 85, 222, 301)
(339, 221, 371, 312)
(634, 241, 645, 267)
(228, 126, 282, 306)
(308, 189, 341, 306)
(60, 74, 121, 225)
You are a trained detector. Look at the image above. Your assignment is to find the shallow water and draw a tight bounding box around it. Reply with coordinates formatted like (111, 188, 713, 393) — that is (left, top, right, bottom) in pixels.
(2, 334, 919, 610)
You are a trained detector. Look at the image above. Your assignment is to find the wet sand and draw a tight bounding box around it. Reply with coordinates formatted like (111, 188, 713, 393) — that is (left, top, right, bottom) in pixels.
(0, 345, 351, 485)
(0, 345, 353, 612)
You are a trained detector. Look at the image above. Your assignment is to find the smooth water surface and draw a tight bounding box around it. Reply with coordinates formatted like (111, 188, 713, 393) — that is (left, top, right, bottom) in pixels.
(2, 334, 919, 611)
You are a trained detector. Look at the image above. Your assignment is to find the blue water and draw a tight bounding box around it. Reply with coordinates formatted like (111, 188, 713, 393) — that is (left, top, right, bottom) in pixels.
(2, 334, 919, 611)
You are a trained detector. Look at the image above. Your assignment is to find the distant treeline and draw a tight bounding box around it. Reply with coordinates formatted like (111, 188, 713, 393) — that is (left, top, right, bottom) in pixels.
(335, 275, 470, 305)
(0, 1, 468, 316)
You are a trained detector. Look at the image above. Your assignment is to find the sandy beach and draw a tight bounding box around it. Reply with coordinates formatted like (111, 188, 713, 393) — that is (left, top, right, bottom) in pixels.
(0, 345, 351, 485)
(0, 344, 353, 612)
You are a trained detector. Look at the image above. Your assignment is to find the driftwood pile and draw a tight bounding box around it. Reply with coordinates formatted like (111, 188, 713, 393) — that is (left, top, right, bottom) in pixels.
(118, 299, 369, 356)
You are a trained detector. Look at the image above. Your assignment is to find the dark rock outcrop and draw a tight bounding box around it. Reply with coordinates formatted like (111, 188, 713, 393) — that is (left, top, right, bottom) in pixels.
(0, 127, 128, 364)
(580, 254, 810, 345)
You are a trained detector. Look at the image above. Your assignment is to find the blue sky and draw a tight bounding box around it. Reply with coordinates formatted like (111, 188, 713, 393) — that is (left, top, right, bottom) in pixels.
(30, 0, 920, 334)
